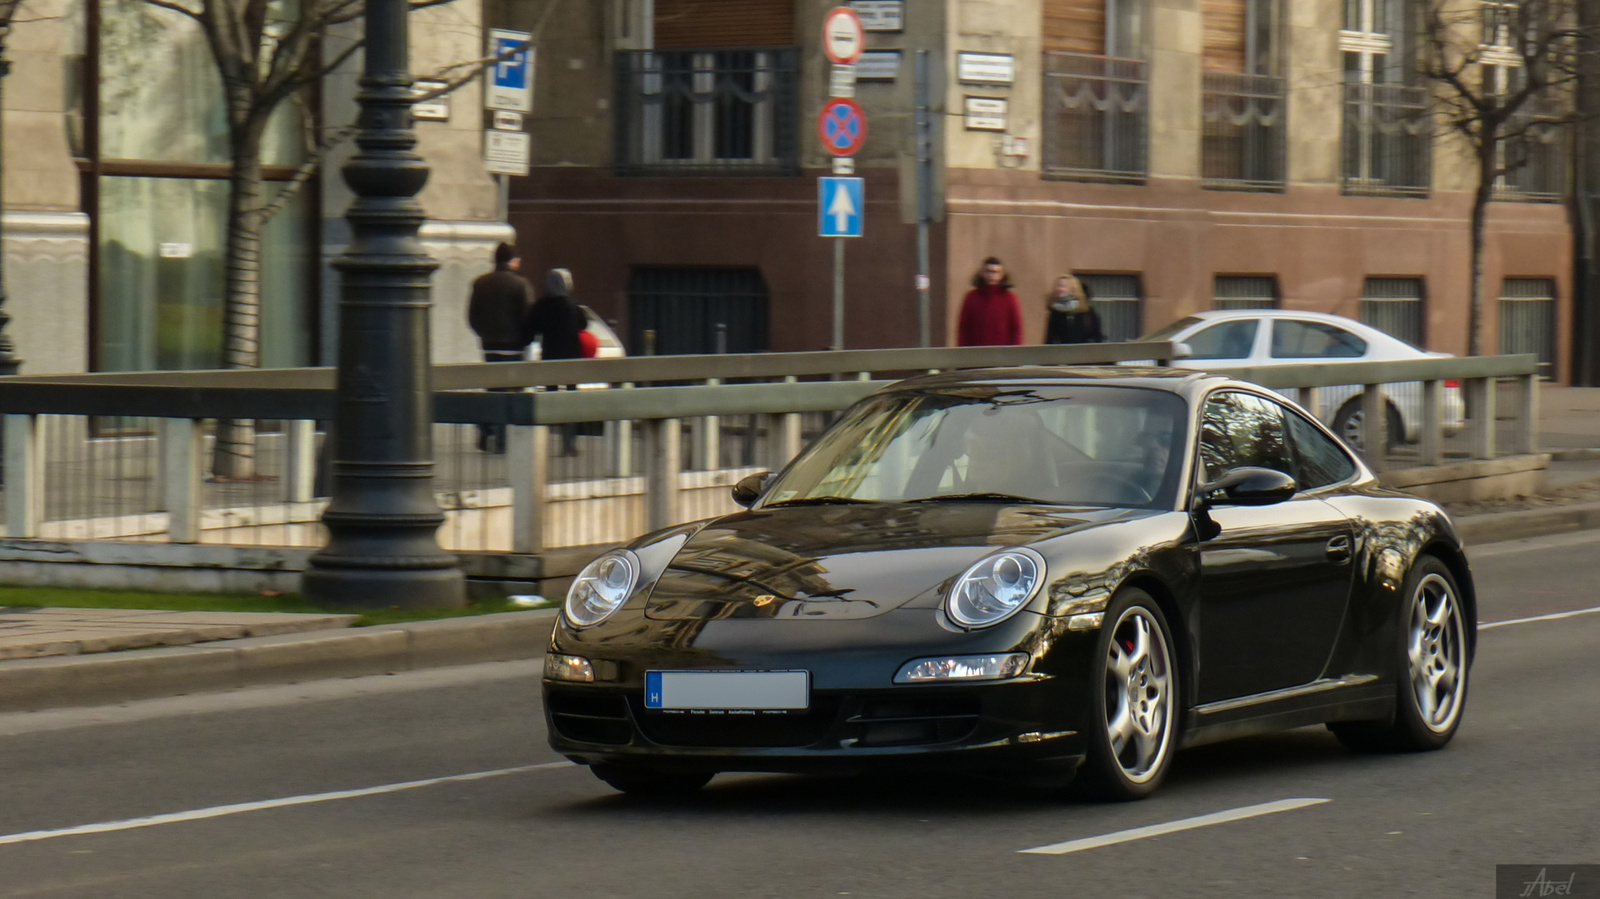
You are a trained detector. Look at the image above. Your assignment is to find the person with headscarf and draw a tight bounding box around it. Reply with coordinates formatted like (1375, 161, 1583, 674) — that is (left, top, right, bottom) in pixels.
(525, 268, 588, 454)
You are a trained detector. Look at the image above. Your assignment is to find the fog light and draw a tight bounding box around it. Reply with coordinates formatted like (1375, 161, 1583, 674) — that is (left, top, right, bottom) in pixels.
(545, 653, 594, 683)
(894, 653, 1029, 684)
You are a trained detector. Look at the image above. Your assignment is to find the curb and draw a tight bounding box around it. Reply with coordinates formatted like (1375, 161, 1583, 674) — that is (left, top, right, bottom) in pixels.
(0, 609, 558, 714)
(1454, 500, 1600, 547)
(1548, 448, 1600, 462)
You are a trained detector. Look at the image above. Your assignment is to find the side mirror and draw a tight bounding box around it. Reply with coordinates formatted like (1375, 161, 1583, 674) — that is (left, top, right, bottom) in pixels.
(731, 471, 773, 508)
(1173, 341, 1194, 359)
(1196, 467, 1297, 508)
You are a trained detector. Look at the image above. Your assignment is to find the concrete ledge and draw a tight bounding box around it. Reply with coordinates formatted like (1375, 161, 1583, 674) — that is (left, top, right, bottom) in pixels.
(1454, 501, 1600, 547)
(1380, 455, 1549, 504)
(0, 609, 559, 713)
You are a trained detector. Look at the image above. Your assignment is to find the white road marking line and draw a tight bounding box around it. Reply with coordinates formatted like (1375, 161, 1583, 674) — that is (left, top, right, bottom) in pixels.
(1480, 605, 1600, 630)
(0, 762, 574, 848)
(1019, 798, 1330, 856)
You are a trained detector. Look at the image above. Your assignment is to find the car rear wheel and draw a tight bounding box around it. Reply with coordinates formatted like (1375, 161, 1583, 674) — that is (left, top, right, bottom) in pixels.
(1330, 556, 1470, 753)
(591, 763, 714, 796)
(1332, 397, 1404, 453)
(1077, 588, 1180, 801)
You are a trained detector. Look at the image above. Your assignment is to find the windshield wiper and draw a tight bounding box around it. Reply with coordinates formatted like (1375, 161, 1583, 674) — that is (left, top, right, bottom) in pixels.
(906, 492, 1050, 505)
(764, 496, 877, 508)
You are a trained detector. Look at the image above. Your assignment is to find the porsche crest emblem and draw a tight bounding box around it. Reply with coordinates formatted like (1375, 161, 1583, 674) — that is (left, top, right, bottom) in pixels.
(753, 594, 779, 607)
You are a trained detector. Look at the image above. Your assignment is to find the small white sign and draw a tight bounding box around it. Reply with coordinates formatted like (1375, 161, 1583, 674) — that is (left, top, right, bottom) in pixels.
(832, 156, 855, 174)
(958, 52, 1015, 85)
(492, 109, 524, 131)
(486, 130, 530, 175)
(855, 51, 900, 81)
(486, 29, 535, 111)
(822, 6, 865, 65)
(413, 81, 449, 121)
(964, 96, 1008, 131)
(829, 64, 856, 98)
(915, 274, 931, 290)
(158, 242, 192, 259)
(848, 0, 903, 31)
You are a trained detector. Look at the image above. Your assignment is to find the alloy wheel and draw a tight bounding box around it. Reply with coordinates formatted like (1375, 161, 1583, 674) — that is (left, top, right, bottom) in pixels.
(1407, 572, 1466, 733)
(1103, 607, 1174, 784)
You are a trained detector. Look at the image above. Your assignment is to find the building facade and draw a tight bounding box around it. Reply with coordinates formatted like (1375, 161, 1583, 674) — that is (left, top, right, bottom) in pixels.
(500, 0, 1573, 377)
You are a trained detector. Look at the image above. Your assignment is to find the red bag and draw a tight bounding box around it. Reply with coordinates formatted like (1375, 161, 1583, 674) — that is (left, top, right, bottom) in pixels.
(578, 328, 600, 359)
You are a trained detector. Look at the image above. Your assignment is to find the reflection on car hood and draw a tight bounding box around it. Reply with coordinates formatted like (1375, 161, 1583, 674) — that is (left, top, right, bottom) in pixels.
(643, 503, 1147, 621)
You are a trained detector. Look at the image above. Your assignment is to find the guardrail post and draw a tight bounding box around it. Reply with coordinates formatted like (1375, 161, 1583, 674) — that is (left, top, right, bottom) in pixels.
(778, 375, 802, 466)
(1420, 380, 1443, 466)
(605, 382, 634, 477)
(1467, 377, 1496, 459)
(1296, 387, 1319, 420)
(160, 417, 204, 543)
(508, 424, 548, 554)
(1514, 373, 1539, 455)
(1360, 384, 1386, 472)
(284, 420, 317, 504)
(644, 418, 681, 531)
(3, 414, 43, 538)
(691, 378, 720, 471)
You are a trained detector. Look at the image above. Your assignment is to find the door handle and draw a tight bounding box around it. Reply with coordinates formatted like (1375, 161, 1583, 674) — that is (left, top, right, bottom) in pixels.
(1326, 535, 1352, 564)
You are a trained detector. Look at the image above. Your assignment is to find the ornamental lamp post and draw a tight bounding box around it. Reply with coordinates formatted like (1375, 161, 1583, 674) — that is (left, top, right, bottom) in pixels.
(301, 0, 464, 608)
(0, 7, 26, 377)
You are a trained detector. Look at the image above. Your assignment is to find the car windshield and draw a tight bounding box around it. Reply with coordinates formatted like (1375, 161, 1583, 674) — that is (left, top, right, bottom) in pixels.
(1140, 316, 1203, 341)
(764, 385, 1188, 510)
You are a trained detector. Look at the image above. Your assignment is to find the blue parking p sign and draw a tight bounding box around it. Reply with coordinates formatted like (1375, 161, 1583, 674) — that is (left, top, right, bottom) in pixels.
(819, 177, 864, 238)
(487, 29, 534, 112)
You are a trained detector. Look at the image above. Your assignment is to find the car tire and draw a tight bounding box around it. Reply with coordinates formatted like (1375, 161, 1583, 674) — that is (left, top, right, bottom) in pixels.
(1075, 587, 1181, 801)
(591, 763, 714, 796)
(1332, 397, 1405, 453)
(1329, 555, 1471, 754)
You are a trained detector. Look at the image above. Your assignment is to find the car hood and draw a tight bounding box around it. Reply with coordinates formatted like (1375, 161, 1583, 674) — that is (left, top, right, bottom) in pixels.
(642, 502, 1149, 621)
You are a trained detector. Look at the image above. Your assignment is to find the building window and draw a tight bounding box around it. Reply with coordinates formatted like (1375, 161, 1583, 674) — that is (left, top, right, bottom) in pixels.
(1359, 277, 1426, 348)
(1499, 278, 1557, 379)
(1340, 0, 1430, 196)
(1201, 0, 1285, 191)
(1214, 275, 1279, 310)
(1079, 274, 1143, 341)
(1484, 64, 1568, 203)
(614, 48, 799, 176)
(1041, 0, 1149, 184)
(627, 267, 770, 355)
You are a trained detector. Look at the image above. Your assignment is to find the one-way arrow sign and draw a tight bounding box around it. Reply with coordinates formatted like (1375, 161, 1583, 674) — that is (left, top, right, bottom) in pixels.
(819, 176, 864, 237)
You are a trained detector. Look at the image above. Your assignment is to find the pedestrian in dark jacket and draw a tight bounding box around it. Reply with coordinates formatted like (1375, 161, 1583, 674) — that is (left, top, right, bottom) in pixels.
(527, 268, 588, 454)
(1044, 273, 1105, 344)
(957, 256, 1023, 346)
(467, 242, 534, 453)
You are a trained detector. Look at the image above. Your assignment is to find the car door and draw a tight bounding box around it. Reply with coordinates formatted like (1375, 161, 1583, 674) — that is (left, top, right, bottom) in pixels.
(1193, 391, 1357, 704)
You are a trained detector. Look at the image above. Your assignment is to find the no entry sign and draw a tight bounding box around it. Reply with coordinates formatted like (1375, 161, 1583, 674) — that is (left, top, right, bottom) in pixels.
(822, 7, 865, 65)
(817, 98, 868, 157)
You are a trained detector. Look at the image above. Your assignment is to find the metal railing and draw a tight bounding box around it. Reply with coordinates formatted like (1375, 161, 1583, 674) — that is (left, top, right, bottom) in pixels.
(1202, 72, 1286, 192)
(1342, 83, 1432, 197)
(1042, 52, 1148, 184)
(614, 47, 800, 177)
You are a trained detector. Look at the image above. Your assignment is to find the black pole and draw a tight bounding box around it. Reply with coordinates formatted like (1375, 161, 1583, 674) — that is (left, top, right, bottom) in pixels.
(0, 18, 24, 377)
(302, 0, 464, 608)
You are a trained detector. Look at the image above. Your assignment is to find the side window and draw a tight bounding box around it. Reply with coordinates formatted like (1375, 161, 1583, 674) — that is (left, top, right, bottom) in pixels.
(1271, 320, 1368, 359)
(1285, 409, 1357, 489)
(1184, 319, 1259, 360)
(1198, 392, 1293, 482)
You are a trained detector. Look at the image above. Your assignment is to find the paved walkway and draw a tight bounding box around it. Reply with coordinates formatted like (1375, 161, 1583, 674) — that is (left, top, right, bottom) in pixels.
(0, 608, 356, 661)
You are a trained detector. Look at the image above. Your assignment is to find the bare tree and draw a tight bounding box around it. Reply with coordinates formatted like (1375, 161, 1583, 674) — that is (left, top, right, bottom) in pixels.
(140, 0, 531, 478)
(1416, 0, 1586, 356)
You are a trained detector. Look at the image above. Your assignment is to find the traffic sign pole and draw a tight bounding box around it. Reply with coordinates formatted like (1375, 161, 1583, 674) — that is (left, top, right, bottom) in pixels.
(821, 8, 866, 351)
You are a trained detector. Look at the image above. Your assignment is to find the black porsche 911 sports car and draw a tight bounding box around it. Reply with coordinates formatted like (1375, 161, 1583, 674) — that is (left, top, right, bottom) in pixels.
(543, 368, 1475, 800)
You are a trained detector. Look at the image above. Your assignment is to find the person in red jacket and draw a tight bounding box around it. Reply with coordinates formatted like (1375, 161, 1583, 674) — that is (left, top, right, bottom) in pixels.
(957, 256, 1023, 346)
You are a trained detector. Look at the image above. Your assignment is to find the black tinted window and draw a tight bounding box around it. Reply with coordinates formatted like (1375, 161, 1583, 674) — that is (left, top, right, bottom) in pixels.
(1185, 320, 1259, 360)
(1199, 392, 1293, 482)
(1270, 320, 1367, 358)
(1285, 410, 1357, 489)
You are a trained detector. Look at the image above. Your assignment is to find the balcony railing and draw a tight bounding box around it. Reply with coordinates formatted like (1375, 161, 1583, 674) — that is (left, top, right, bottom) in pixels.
(1202, 72, 1287, 192)
(1495, 109, 1567, 203)
(1042, 52, 1148, 184)
(614, 48, 799, 177)
(1342, 83, 1432, 197)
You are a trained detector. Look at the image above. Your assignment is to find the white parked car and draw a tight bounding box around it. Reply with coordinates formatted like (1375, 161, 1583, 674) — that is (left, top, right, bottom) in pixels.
(1141, 310, 1465, 451)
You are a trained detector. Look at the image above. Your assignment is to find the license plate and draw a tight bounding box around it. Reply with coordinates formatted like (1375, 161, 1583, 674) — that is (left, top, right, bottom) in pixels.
(644, 670, 810, 711)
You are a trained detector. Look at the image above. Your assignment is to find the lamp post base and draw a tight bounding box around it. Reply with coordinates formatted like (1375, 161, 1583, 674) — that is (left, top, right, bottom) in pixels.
(302, 562, 466, 610)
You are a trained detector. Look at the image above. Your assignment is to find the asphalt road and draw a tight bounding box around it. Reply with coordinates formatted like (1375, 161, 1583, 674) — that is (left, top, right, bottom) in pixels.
(1, 531, 1598, 899)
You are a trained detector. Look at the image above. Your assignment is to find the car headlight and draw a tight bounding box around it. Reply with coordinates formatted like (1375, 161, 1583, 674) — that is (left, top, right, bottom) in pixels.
(945, 548, 1046, 628)
(564, 549, 641, 628)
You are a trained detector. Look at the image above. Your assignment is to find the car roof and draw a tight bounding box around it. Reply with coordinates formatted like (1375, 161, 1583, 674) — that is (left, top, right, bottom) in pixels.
(880, 365, 1230, 399)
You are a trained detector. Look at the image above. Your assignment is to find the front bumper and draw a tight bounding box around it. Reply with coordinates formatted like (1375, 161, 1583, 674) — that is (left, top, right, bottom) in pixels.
(543, 676, 1089, 775)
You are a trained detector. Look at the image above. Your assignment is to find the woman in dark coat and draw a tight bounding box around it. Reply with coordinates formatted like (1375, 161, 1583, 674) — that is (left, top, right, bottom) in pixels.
(1044, 273, 1105, 344)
